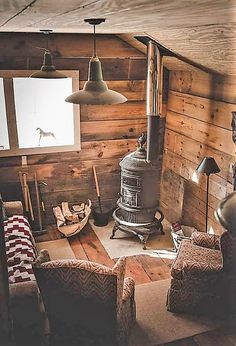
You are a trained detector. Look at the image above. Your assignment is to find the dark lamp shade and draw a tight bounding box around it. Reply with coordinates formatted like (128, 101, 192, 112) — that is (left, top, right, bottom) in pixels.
(65, 56, 127, 105)
(30, 51, 67, 79)
(196, 157, 220, 175)
(215, 192, 236, 234)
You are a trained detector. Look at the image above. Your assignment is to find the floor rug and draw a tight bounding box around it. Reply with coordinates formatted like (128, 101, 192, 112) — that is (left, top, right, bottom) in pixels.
(129, 279, 222, 346)
(91, 218, 175, 259)
(36, 238, 76, 260)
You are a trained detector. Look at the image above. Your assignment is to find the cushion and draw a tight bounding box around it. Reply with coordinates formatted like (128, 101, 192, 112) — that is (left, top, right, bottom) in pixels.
(171, 239, 222, 280)
(192, 231, 220, 250)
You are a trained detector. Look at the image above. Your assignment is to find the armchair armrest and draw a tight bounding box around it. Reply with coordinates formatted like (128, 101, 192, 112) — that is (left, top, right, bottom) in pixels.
(182, 260, 223, 277)
(122, 277, 135, 303)
(4, 201, 23, 217)
(112, 257, 126, 305)
(192, 231, 220, 250)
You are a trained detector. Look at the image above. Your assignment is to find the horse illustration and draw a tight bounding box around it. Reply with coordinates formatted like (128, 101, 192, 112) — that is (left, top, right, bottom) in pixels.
(36, 128, 56, 146)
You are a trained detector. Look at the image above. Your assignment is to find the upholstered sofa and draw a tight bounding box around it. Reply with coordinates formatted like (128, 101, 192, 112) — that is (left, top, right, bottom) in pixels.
(3, 201, 47, 344)
(166, 231, 236, 316)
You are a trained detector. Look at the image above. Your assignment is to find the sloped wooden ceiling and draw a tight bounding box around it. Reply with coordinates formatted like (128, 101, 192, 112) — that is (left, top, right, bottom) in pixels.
(0, 0, 235, 75)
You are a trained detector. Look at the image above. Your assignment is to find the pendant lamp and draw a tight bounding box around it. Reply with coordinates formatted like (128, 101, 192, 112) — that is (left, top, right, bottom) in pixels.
(30, 30, 67, 79)
(65, 18, 127, 105)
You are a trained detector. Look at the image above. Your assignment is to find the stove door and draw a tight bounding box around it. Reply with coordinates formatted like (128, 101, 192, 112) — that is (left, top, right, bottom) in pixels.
(121, 173, 142, 208)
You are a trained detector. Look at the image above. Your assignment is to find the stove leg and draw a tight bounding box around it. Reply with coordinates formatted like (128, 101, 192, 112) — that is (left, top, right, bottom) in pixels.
(159, 224, 165, 235)
(110, 224, 118, 239)
(138, 234, 149, 250)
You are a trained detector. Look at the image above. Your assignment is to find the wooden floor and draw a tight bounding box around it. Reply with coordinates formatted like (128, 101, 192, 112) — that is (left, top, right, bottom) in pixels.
(35, 223, 236, 346)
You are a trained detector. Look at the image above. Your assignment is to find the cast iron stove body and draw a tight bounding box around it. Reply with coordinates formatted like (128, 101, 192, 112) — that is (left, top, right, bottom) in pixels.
(111, 135, 164, 249)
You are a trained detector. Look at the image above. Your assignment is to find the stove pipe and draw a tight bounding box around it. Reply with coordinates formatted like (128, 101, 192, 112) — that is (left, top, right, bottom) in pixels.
(146, 40, 163, 163)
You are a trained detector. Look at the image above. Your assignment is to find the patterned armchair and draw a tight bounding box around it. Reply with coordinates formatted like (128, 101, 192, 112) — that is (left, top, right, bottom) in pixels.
(166, 231, 236, 316)
(33, 257, 136, 346)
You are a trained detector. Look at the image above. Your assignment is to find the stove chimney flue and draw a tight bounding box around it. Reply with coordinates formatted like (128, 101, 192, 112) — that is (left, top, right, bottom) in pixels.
(146, 40, 162, 163)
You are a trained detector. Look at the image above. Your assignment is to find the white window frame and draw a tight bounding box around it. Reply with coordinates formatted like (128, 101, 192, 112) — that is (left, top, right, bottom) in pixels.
(0, 70, 80, 157)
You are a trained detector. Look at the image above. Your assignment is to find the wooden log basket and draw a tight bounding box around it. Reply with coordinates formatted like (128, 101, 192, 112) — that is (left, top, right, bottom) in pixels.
(53, 200, 92, 237)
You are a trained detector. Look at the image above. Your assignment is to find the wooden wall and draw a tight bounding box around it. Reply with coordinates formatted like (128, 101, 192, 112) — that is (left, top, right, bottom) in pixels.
(160, 70, 236, 234)
(0, 32, 149, 225)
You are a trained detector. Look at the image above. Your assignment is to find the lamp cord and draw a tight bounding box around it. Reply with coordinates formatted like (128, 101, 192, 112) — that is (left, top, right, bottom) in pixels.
(206, 174, 209, 233)
(93, 24, 96, 57)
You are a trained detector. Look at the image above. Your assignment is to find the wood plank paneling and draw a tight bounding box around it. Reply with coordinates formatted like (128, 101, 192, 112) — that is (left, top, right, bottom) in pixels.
(0, 158, 120, 183)
(160, 169, 184, 224)
(168, 90, 235, 130)
(169, 71, 236, 104)
(165, 129, 234, 183)
(161, 69, 236, 234)
(81, 119, 147, 141)
(80, 101, 146, 121)
(166, 110, 236, 156)
(163, 149, 231, 201)
(0, 33, 144, 58)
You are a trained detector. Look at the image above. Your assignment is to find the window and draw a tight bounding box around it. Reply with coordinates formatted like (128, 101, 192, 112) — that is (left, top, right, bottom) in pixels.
(0, 70, 80, 157)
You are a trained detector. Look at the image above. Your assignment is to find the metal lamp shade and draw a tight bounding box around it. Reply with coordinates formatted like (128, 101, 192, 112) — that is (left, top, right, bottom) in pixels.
(215, 192, 236, 234)
(196, 157, 220, 176)
(65, 56, 127, 105)
(30, 51, 67, 79)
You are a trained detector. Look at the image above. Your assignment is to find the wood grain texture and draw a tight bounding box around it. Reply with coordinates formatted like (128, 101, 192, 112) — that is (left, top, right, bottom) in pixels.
(1, 1, 234, 31)
(165, 129, 234, 183)
(160, 69, 236, 234)
(166, 110, 236, 156)
(149, 22, 236, 76)
(0, 158, 121, 183)
(170, 71, 236, 104)
(160, 169, 185, 224)
(80, 100, 146, 121)
(168, 90, 235, 130)
(0, 2, 234, 75)
(124, 256, 152, 285)
(81, 119, 147, 141)
(78, 223, 114, 268)
(136, 255, 171, 281)
(0, 33, 143, 58)
(163, 149, 231, 201)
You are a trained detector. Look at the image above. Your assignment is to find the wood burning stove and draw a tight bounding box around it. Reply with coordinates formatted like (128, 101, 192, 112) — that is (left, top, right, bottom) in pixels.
(111, 134, 164, 249)
(111, 40, 165, 249)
